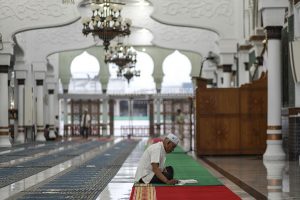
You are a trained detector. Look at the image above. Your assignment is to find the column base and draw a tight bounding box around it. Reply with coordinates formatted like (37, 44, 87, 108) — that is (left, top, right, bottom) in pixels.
(263, 160, 285, 200)
(0, 135, 12, 147)
(49, 130, 56, 139)
(15, 132, 25, 143)
(36, 132, 46, 141)
(263, 140, 286, 161)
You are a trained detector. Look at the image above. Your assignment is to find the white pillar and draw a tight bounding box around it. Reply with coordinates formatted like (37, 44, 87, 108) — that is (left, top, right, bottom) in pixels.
(238, 46, 251, 86)
(63, 97, 68, 136)
(256, 56, 265, 79)
(216, 68, 223, 88)
(36, 80, 46, 141)
(259, 0, 288, 162)
(263, 27, 285, 161)
(0, 65, 11, 147)
(263, 160, 285, 200)
(62, 88, 69, 136)
(114, 99, 120, 116)
(155, 98, 161, 135)
(154, 76, 163, 93)
(48, 89, 56, 138)
(102, 97, 108, 136)
(222, 65, 232, 88)
(16, 79, 25, 143)
(156, 98, 161, 124)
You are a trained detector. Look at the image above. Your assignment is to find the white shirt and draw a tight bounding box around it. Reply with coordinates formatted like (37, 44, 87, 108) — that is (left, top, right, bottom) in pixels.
(134, 142, 166, 184)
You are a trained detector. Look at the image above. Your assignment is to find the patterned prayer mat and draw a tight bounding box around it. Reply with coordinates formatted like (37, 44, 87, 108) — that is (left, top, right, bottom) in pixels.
(16, 140, 139, 200)
(130, 184, 157, 200)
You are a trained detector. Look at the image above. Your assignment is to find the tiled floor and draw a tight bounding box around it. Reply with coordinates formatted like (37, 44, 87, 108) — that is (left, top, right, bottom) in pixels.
(203, 156, 300, 200)
(0, 137, 299, 200)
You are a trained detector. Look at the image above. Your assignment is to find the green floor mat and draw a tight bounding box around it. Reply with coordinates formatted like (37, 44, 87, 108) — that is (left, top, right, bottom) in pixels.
(153, 146, 222, 186)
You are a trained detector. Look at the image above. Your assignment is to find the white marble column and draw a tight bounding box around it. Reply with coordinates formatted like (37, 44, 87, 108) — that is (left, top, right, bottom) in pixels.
(154, 76, 163, 93)
(251, 36, 265, 81)
(155, 98, 161, 135)
(62, 87, 69, 137)
(216, 67, 223, 88)
(63, 98, 68, 135)
(48, 89, 56, 138)
(114, 99, 120, 116)
(0, 65, 11, 147)
(15, 79, 25, 143)
(263, 26, 286, 161)
(102, 96, 108, 136)
(36, 80, 46, 141)
(237, 45, 251, 86)
(222, 65, 232, 88)
(260, 0, 288, 162)
(256, 56, 264, 79)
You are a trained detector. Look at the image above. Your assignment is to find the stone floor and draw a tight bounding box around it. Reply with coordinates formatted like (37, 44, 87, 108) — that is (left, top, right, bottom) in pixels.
(0, 137, 299, 200)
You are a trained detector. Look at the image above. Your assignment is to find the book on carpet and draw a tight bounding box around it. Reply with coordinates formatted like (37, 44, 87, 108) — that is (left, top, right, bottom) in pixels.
(176, 179, 198, 185)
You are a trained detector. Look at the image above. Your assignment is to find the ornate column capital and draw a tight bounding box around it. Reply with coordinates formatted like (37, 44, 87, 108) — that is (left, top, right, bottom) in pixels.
(0, 65, 9, 73)
(36, 80, 44, 86)
(259, 0, 288, 27)
(17, 79, 25, 85)
(223, 65, 232, 73)
(265, 26, 282, 40)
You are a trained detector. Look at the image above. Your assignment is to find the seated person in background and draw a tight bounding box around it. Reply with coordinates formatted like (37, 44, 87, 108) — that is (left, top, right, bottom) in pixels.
(134, 133, 179, 185)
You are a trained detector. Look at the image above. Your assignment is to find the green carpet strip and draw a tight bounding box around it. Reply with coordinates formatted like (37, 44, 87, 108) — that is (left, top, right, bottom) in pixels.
(153, 146, 222, 186)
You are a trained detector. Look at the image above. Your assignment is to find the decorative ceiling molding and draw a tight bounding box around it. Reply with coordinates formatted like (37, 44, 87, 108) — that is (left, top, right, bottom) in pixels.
(16, 20, 95, 62)
(0, 0, 80, 41)
(148, 0, 242, 39)
(122, 4, 219, 56)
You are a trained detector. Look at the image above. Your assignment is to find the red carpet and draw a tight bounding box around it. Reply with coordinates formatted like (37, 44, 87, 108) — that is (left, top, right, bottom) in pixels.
(156, 186, 241, 200)
(130, 185, 241, 200)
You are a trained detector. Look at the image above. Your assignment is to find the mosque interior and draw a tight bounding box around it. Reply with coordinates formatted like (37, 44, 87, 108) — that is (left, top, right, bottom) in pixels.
(0, 0, 300, 199)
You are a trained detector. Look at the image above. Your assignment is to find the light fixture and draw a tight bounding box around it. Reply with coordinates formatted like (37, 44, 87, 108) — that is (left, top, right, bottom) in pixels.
(82, 0, 131, 51)
(116, 66, 140, 83)
(105, 42, 137, 68)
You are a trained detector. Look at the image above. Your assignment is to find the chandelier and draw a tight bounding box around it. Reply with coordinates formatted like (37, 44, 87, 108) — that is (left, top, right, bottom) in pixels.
(104, 43, 137, 68)
(117, 66, 140, 83)
(82, 0, 131, 51)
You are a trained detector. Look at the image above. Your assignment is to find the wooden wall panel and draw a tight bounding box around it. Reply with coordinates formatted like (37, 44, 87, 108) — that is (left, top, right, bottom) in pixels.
(195, 76, 267, 156)
(198, 116, 240, 155)
(198, 89, 239, 114)
(240, 115, 267, 154)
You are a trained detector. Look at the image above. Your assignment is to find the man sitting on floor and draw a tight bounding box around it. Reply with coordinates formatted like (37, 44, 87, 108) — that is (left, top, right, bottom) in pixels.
(134, 133, 179, 185)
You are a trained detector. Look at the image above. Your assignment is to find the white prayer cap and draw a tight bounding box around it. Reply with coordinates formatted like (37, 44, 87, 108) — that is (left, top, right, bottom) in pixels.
(166, 133, 179, 145)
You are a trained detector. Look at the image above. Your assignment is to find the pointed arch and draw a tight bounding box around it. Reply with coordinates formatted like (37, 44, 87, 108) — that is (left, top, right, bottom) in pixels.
(69, 51, 101, 93)
(161, 50, 192, 93)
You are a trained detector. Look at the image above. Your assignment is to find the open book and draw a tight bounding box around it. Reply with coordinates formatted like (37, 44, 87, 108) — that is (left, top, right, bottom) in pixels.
(176, 179, 198, 185)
